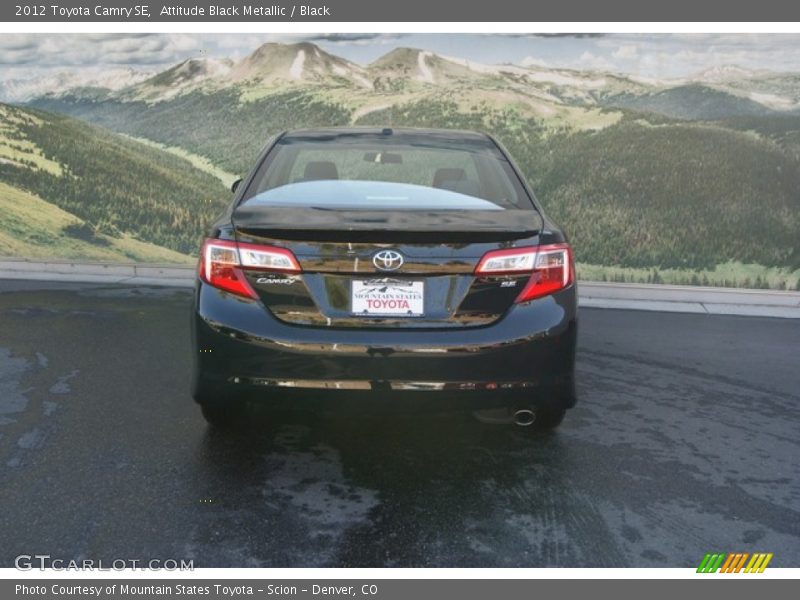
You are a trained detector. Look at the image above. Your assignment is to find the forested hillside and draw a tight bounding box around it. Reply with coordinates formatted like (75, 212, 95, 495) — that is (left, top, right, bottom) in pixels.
(32, 90, 351, 176)
(15, 42, 800, 287)
(602, 85, 777, 120)
(358, 100, 800, 273)
(28, 91, 800, 286)
(0, 103, 228, 256)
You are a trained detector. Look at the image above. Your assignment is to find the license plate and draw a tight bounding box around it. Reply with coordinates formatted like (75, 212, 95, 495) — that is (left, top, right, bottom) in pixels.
(351, 278, 424, 317)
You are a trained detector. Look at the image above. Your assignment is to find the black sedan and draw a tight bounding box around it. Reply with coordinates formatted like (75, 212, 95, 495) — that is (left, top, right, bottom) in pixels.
(191, 128, 577, 433)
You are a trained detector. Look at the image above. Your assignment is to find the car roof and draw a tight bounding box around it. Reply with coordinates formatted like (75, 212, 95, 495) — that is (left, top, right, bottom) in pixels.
(279, 127, 494, 145)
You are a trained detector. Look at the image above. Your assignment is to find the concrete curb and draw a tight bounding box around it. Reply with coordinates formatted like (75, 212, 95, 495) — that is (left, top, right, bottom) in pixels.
(578, 281, 800, 318)
(1, 259, 798, 318)
(0, 259, 196, 288)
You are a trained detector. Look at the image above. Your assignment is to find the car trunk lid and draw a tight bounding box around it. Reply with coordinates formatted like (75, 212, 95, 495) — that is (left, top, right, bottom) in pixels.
(232, 207, 542, 329)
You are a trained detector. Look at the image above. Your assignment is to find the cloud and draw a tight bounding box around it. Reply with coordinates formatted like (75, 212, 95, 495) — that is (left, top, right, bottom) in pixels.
(612, 45, 638, 60)
(2, 33, 800, 93)
(305, 33, 401, 43)
(574, 51, 616, 71)
(0, 36, 39, 51)
(513, 34, 800, 78)
(501, 33, 607, 39)
(532, 33, 607, 39)
(0, 34, 204, 67)
(84, 33, 154, 41)
(210, 33, 402, 51)
(519, 56, 549, 68)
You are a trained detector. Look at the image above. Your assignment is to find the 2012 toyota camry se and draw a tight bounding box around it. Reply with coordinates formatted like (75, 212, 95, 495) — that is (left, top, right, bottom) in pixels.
(191, 128, 577, 432)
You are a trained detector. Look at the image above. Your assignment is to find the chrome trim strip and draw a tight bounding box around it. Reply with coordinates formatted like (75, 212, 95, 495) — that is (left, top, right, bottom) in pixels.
(230, 377, 539, 391)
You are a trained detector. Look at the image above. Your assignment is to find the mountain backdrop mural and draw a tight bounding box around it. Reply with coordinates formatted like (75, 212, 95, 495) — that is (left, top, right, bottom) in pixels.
(1, 35, 799, 289)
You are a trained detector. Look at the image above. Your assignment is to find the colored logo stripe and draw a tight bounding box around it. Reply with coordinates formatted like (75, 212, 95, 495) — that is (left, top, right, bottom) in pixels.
(697, 553, 725, 573)
(745, 553, 773, 573)
(697, 552, 773, 573)
(720, 553, 749, 573)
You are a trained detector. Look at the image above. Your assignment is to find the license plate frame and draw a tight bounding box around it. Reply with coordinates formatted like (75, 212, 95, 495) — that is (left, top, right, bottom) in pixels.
(351, 278, 425, 317)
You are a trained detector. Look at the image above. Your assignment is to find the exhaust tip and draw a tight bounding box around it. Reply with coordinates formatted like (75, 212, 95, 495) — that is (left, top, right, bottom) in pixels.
(514, 409, 536, 427)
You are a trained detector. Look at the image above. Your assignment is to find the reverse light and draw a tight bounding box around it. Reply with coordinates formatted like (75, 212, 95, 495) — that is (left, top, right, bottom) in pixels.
(475, 243, 574, 303)
(475, 246, 538, 275)
(238, 242, 301, 272)
(199, 239, 301, 299)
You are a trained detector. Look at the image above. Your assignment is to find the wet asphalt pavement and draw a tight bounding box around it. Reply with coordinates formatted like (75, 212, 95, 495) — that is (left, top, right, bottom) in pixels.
(0, 280, 798, 568)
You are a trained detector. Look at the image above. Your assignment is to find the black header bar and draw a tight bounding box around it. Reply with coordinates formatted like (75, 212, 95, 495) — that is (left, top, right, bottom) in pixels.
(3, 0, 800, 22)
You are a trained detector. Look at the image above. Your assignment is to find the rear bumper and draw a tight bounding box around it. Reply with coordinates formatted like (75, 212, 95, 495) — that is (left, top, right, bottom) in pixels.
(192, 281, 577, 411)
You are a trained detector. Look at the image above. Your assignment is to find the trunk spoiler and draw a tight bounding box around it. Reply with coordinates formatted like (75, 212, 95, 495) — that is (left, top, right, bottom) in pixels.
(233, 207, 541, 235)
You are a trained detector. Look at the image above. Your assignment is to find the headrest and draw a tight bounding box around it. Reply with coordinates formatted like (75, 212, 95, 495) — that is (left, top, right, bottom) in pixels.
(432, 168, 466, 188)
(304, 161, 339, 181)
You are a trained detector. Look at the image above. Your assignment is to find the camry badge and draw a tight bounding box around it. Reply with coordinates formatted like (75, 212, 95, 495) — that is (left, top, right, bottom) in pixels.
(373, 250, 404, 271)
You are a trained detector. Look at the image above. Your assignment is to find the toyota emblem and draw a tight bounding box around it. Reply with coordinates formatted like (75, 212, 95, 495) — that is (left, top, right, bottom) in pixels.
(373, 250, 404, 271)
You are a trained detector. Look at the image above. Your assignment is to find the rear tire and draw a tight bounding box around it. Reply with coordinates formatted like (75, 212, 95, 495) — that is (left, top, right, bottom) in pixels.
(531, 405, 566, 431)
(529, 376, 574, 431)
(199, 400, 247, 429)
(192, 368, 247, 428)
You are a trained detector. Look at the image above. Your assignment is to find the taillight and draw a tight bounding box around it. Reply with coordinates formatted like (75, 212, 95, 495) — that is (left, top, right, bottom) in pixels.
(199, 239, 301, 299)
(475, 243, 574, 303)
(237, 241, 301, 273)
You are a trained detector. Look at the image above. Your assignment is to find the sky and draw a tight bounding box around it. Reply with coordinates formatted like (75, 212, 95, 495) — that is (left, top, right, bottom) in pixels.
(1, 33, 799, 85)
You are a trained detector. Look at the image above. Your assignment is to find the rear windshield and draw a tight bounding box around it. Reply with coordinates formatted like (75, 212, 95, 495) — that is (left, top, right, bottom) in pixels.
(240, 132, 534, 211)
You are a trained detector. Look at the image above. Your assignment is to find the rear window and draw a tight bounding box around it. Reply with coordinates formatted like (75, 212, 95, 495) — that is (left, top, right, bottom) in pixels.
(240, 132, 534, 211)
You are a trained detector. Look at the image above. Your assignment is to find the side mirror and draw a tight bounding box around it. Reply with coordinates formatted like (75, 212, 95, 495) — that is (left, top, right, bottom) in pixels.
(231, 178, 243, 194)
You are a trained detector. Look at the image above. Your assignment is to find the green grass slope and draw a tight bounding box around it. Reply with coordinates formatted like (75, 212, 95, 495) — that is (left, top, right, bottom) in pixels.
(0, 181, 192, 263)
(0, 103, 229, 257)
